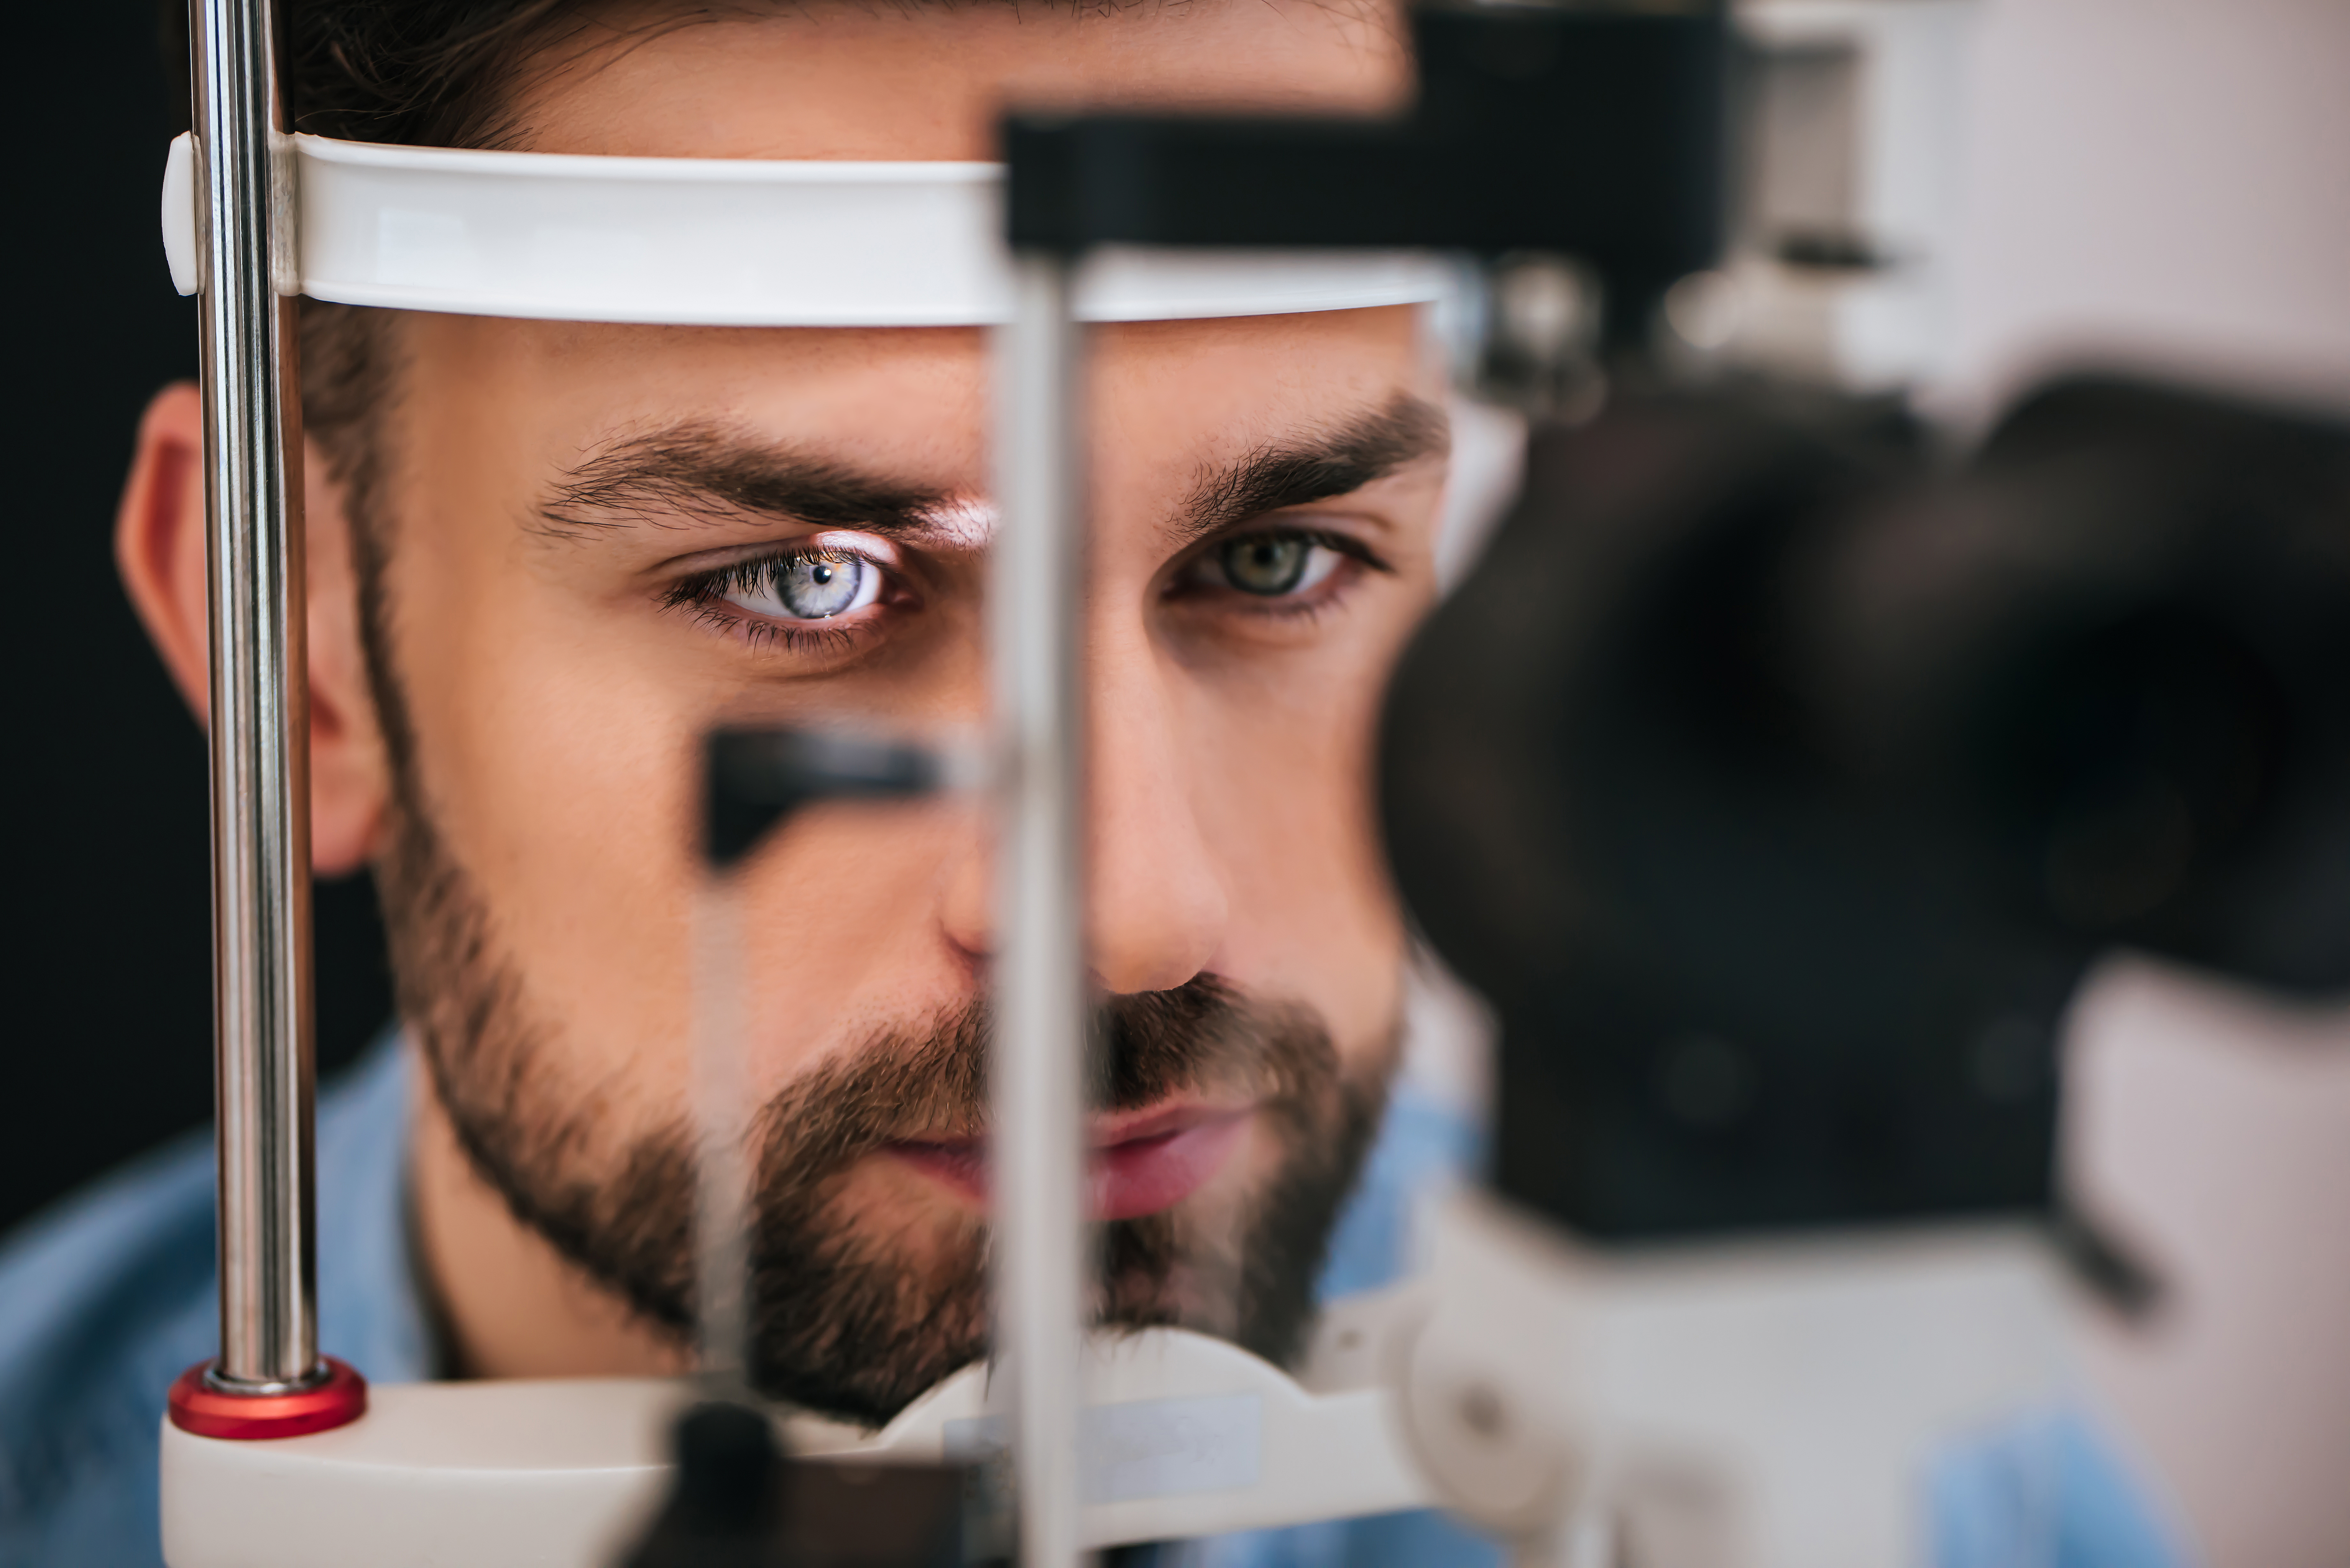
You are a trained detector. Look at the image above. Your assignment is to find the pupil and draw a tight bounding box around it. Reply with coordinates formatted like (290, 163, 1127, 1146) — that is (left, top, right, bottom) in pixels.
(1224, 535, 1308, 596)
(778, 554, 861, 618)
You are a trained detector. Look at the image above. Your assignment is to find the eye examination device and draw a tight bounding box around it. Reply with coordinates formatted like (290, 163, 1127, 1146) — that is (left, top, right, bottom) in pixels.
(158, 2, 2347, 1566)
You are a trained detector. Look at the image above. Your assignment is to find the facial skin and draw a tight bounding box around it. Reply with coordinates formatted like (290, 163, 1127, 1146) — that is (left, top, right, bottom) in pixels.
(118, 0, 1449, 1418)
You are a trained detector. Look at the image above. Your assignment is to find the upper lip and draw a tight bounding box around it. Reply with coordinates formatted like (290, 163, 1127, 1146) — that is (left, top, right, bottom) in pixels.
(1088, 1100, 1249, 1147)
(892, 1100, 1250, 1154)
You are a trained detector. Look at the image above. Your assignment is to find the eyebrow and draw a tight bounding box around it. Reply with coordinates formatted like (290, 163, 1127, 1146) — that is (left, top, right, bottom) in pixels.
(536, 425, 952, 542)
(1170, 392, 1451, 550)
(538, 391, 1449, 548)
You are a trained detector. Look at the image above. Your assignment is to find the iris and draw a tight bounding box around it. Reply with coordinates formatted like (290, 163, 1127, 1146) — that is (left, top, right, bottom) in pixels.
(1221, 535, 1313, 596)
(728, 551, 879, 620)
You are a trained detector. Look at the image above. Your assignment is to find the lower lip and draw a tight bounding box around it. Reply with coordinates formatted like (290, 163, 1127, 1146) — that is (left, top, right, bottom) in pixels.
(889, 1112, 1249, 1222)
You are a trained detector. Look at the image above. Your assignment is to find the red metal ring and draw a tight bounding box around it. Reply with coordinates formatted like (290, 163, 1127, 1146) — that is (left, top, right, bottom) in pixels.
(168, 1356, 368, 1440)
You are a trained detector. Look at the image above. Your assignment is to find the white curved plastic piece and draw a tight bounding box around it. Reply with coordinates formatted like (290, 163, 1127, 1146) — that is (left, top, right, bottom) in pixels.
(813, 1311, 1435, 1542)
(163, 132, 198, 296)
(160, 1318, 1435, 1568)
(1405, 1191, 2069, 1567)
(157, 132, 1445, 326)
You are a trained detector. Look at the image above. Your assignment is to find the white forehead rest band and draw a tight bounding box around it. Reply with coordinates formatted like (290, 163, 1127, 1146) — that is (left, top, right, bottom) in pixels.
(161, 132, 1444, 327)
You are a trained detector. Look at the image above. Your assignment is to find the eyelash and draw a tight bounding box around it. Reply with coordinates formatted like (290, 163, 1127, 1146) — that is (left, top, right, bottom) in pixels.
(662, 547, 888, 653)
(662, 525, 1391, 652)
(1175, 527, 1394, 617)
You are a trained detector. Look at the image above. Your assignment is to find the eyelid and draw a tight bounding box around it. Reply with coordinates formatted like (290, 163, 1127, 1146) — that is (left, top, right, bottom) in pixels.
(1195, 518, 1395, 575)
(1163, 527, 1391, 620)
(678, 599, 873, 658)
(803, 529, 905, 567)
(656, 528, 907, 579)
(663, 531, 907, 629)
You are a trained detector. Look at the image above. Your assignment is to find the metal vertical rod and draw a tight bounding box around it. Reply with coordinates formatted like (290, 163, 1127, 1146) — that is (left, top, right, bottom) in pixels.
(694, 879, 753, 1391)
(191, 0, 319, 1391)
(990, 253, 1090, 1568)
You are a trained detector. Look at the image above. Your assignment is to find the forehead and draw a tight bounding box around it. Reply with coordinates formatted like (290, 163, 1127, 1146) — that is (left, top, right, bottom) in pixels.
(514, 1, 1410, 161)
(404, 307, 1430, 501)
(401, 2, 1430, 491)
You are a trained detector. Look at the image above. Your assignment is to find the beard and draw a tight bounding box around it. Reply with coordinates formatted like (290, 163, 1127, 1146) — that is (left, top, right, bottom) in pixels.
(374, 758, 1393, 1427)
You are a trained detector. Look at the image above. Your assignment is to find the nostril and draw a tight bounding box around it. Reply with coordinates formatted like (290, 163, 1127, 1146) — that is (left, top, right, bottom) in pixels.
(1085, 849, 1231, 998)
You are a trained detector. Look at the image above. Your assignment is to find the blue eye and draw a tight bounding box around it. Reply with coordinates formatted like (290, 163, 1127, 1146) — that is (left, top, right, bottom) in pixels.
(723, 551, 882, 620)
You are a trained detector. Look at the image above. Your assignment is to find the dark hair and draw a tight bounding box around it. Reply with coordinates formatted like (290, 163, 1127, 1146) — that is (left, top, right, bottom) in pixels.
(160, 2, 635, 545)
(162, 2, 598, 147)
(289, 1, 597, 148)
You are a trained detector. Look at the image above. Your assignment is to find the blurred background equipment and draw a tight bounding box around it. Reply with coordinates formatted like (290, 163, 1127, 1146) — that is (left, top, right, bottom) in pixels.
(1694, 0, 1974, 390)
(1007, 4, 2350, 1562)
(1381, 372, 2350, 1244)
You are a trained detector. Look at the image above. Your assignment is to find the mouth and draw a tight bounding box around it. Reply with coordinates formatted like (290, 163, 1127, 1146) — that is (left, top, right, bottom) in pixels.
(885, 1103, 1253, 1221)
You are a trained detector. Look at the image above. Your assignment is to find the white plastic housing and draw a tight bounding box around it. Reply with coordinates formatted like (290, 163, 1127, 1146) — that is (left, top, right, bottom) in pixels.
(1403, 1190, 2070, 1567)
(160, 1317, 1433, 1568)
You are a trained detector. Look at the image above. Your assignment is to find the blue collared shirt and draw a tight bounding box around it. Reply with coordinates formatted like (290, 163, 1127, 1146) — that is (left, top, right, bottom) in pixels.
(0, 1039, 2187, 1567)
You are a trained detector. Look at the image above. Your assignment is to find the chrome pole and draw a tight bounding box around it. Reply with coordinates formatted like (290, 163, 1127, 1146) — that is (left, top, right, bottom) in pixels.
(990, 254, 1090, 1568)
(190, 0, 319, 1391)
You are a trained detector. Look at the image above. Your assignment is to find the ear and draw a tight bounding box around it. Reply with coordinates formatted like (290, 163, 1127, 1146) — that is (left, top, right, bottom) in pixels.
(117, 382, 391, 875)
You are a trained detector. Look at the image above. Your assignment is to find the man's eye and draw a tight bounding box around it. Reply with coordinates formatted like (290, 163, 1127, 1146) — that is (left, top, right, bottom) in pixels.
(722, 551, 883, 620)
(1214, 533, 1342, 598)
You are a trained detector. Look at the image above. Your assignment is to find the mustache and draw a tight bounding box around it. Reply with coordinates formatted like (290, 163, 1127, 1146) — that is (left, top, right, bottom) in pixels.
(415, 934, 1368, 1423)
(751, 974, 1304, 1197)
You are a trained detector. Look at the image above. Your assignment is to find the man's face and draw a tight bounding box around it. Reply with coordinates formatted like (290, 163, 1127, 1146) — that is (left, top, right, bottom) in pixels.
(363, 2, 1448, 1421)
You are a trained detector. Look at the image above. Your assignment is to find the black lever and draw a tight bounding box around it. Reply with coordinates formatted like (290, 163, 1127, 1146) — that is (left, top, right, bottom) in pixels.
(704, 727, 946, 873)
(1003, 1, 1729, 343)
(620, 1400, 973, 1568)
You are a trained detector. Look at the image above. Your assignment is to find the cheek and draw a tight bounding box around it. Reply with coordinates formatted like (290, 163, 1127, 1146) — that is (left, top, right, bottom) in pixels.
(378, 402, 710, 1120)
(391, 500, 990, 1121)
(405, 547, 707, 1112)
(727, 799, 981, 1091)
(1186, 643, 1410, 1046)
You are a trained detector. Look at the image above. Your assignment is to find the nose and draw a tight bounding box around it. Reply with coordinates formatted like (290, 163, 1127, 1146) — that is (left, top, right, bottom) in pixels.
(1083, 636, 1230, 995)
(936, 633, 1230, 996)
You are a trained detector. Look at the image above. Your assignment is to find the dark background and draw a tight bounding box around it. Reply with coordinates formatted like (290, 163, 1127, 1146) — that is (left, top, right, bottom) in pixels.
(4, 2, 392, 1238)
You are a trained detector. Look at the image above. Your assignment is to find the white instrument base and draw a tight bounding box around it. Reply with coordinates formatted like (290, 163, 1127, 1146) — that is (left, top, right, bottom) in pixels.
(161, 1315, 1433, 1567)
